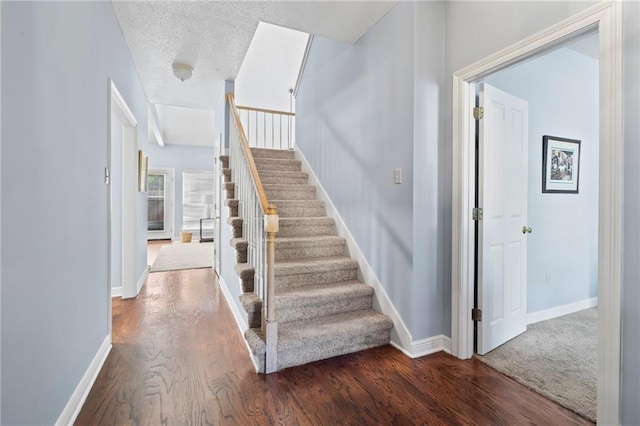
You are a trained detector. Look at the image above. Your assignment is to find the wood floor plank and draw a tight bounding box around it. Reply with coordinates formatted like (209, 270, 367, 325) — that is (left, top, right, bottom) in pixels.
(77, 267, 593, 425)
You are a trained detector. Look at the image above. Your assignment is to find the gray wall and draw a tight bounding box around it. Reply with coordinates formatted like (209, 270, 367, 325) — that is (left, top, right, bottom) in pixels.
(1, 2, 148, 424)
(622, 2, 640, 424)
(296, 3, 416, 337)
(486, 47, 599, 313)
(143, 143, 214, 240)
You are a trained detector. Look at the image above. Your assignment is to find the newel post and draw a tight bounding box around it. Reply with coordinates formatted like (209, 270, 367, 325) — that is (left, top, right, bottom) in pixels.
(264, 204, 279, 373)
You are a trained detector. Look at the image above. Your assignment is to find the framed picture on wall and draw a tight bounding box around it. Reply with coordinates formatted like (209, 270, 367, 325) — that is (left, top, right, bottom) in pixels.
(542, 135, 581, 194)
(138, 150, 148, 192)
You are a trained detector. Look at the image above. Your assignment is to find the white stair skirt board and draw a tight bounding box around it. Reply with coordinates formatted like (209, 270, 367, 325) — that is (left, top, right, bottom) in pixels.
(295, 147, 413, 354)
(217, 275, 259, 372)
(527, 297, 598, 325)
(55, 336, 112, 426)
(112, 286, 123, 298)
(391, 335, 452, 359)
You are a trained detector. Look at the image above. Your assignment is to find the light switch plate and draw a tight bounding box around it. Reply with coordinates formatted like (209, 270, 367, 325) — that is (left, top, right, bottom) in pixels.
(394, 168, 402, 184)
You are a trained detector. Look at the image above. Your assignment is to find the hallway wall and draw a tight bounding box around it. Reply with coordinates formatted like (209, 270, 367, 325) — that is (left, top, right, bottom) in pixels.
(1, 2, 149, 423)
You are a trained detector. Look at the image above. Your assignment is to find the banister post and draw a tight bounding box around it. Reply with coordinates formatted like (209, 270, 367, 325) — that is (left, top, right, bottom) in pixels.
(264, 204, 279, 373)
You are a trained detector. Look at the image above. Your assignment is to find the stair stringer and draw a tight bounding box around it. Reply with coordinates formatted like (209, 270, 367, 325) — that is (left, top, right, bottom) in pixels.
(294, 147, 413, 354)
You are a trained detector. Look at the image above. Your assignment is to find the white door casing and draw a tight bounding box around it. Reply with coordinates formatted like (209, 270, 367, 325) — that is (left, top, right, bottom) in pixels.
(214, 134, 222, 273)
(108, 80, 139, 306)
(477, 83, 529, 355)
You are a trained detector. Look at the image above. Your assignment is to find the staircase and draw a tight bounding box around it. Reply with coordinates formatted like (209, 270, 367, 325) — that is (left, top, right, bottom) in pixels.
(220, 149, 393, 372)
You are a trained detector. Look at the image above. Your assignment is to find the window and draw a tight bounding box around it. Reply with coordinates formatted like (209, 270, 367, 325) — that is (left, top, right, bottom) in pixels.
(182, 170, 215, 232)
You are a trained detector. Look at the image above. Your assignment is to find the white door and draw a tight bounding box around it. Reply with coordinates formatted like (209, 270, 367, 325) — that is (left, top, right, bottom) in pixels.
(147, 168, 174, 240)
(477, 83, 529, 355)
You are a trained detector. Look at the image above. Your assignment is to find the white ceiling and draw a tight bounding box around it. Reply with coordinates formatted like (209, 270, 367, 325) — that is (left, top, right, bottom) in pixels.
(155, 104, 216, 147)
(112, 1, 397, 111)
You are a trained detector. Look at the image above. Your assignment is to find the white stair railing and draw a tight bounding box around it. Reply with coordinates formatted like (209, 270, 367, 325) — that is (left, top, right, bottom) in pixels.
(227, 93, 279, 373)
(236, 104, 295, 150)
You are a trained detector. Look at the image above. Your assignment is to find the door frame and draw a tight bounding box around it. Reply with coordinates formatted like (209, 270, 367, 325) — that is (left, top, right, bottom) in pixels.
(147, 167, 175, 240)
(108, 79, 138, 324)
(451, 2, 622, 425)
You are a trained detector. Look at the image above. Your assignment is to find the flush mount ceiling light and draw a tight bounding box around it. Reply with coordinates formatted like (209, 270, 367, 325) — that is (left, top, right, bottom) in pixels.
(172, 62, 193, 82)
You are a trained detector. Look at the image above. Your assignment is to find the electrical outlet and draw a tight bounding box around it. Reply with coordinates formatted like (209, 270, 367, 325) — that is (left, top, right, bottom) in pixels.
(394, 168, 402, 184)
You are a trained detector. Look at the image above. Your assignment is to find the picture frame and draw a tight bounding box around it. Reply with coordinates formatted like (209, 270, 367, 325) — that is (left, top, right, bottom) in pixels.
(542, 135, 581, 194)
(138, 150, 148, 192)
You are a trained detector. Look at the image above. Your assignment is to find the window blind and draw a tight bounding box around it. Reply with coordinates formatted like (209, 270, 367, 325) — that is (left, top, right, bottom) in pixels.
(182, 170, 215, 231)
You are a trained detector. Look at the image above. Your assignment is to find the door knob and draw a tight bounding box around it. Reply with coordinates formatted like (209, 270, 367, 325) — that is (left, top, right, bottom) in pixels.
(522, 226, 532, 234)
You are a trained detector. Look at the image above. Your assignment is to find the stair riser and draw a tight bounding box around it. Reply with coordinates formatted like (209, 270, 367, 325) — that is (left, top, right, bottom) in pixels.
(255, 161, 301, 172)
(228, 206, 238, 217)
(278, 329, 391, 370)
(275, 206, 326, 217)
(226, 189, 235, 199)
(251, 148, 296, 160)
(275, 268, 358, 290)
(277, 296, 372, 323)
(241, 278, 254, 293)
(275, 243, 345, 261)
(260, 176, 309, 185)
(278, 224, 335, 237)
(265, 189, 316, 200)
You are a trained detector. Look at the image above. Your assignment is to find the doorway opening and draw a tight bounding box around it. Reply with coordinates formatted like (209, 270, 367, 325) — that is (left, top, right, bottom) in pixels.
(147, 168, 175, 241)
(471, 29, 599, 421)
(108, 80, 139, 311)
(451, 3, 622, 425)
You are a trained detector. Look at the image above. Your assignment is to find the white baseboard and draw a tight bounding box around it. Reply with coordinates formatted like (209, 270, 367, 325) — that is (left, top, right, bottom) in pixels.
(111, 286, 123, 298)
(295, 147, 413, 354)
(527, 297, 598, 325)
(55, 335, 112, 426)
(136, 266, 150, 295)
(217, 275, 258, 372)
(391, 335, 451, 358)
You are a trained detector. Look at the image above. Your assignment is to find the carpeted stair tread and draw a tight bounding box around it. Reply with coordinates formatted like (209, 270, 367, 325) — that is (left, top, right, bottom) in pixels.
(254, 158, 301, 171)
(275, 257, 357, 274)
(275, 236, 346, 261)
(250, 148, 295, 159)
(278, 217, 336, 237)
(276, 281, 373, 323)
(264, 184, 316, 201)
(268, 200, 325, 218)
(277, 309, 393, 369)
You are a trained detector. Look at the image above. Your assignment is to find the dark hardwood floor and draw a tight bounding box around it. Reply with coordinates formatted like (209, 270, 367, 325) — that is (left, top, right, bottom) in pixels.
(76, 268, 592, 425)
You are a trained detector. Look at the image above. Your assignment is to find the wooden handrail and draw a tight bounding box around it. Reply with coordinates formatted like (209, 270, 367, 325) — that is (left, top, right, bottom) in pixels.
(236, 104, 295, 117)
(227, 93, 269, 213)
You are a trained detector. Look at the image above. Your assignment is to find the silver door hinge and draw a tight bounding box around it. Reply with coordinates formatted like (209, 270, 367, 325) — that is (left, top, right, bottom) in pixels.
(473, 107, 484, 120)
(104, 167, 110, 185)
(472, 207, 483, 221)
(472, 308, 482, 322)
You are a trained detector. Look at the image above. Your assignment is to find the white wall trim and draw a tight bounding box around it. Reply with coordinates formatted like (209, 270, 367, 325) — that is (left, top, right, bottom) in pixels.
(55, 336, 112, 426)
(135, 266, 150, 295)
(111, 286, 123, 298)
(293, 34, 314, 98)
(450, 2, 622, 424)
(295, 147, 413, 354)
(391, 335, 452, 359)
(110, 80, 137, 127)
(217, 274, 258, 372)
(527, 297, 598, 325)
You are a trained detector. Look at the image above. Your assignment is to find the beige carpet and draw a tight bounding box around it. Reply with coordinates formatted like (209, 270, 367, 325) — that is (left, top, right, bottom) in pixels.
(477, 308, 597, 422)
(150, 242, 214, 272)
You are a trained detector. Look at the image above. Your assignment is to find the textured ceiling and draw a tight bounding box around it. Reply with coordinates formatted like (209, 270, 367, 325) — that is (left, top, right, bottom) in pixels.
(112, 1, 397, 110)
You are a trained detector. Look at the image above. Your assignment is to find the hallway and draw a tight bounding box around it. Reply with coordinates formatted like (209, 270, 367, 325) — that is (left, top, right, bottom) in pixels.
(76, 268, 591, 425)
